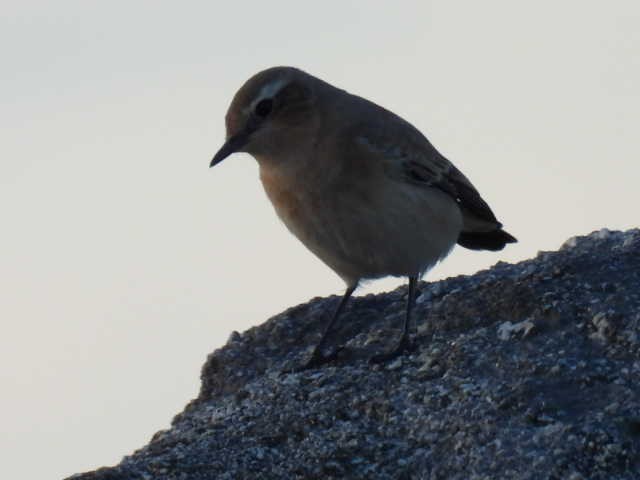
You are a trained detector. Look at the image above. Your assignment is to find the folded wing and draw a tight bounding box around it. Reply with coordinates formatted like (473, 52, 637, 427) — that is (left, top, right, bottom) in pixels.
(351, 121, 517, 251)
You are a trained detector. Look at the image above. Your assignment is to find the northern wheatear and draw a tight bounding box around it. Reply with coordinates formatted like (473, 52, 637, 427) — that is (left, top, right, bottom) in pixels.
(210, 66, 516, 368)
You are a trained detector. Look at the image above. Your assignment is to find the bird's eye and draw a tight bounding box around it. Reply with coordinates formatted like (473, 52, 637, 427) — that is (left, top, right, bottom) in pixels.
(254, 98, 273, 117)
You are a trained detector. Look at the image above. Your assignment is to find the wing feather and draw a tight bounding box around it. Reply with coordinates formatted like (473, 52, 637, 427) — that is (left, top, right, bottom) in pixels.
(353, 127, 500, 231)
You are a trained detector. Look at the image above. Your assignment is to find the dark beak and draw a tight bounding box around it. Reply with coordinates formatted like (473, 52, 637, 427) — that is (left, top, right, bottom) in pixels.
(210, 133, 249, 167)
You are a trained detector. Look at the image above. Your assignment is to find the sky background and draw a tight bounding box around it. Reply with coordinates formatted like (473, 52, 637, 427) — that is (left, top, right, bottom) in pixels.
(1, 1, 639, 478)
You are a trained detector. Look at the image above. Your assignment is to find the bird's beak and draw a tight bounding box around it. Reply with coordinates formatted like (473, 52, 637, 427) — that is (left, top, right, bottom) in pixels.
(210, 132, 249, 167)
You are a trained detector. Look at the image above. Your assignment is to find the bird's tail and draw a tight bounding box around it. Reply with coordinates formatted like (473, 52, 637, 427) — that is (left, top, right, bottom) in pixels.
(457, 229, 517, 251)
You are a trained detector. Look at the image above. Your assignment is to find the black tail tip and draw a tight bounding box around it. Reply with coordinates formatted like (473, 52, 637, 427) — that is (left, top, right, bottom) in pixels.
(457, 229, 517, 251)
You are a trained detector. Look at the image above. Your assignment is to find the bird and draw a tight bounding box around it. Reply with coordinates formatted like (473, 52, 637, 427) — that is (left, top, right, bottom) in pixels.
(210, 66, 516, 369)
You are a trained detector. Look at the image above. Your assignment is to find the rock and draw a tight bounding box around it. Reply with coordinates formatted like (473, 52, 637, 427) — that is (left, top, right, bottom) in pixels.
(68, 229, 640, 480)
(590, 312, 616, 344)
(497, 319, 536, 340)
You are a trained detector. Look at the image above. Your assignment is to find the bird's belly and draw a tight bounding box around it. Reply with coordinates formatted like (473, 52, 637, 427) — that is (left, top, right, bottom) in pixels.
(260, 167, 462, 284)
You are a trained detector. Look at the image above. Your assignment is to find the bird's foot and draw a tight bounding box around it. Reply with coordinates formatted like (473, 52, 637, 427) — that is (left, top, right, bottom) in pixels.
(369, 336, 416, 364)
(292, 345, 344, 372)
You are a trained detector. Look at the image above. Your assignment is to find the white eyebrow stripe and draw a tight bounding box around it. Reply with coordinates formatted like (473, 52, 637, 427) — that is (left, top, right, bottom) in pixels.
(244, 78, 289, 114)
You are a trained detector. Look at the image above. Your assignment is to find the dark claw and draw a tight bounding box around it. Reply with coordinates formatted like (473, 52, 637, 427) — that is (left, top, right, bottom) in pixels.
(369, 337, 416, 364)
(294, 345, 345, 371)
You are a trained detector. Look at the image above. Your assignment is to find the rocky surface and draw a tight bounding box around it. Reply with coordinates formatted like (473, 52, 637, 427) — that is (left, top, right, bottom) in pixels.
(69, 229, 640, 480)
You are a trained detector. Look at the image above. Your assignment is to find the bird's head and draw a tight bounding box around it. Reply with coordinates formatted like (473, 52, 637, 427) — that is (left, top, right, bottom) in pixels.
(210, 66, 319, 167)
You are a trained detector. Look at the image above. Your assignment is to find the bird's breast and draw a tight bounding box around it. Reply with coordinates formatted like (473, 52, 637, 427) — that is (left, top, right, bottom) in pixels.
(259, 160, 357, 280)
(258, 160, 463, 284)
(259, 164, 318, 235)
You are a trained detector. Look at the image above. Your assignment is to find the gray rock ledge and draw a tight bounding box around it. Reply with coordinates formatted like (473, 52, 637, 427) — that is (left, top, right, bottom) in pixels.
(69, 228, 640, 480)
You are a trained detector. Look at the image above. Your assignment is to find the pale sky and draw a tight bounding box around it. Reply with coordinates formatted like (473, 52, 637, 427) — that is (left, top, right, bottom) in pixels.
(1, 2, 639, 479)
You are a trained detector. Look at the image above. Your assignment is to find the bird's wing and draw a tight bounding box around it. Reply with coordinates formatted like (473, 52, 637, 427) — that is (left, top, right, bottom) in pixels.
(351, 122, 501, 231)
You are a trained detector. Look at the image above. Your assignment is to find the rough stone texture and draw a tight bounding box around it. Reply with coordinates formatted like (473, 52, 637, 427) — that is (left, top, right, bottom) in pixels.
(69, 229, 640, 480)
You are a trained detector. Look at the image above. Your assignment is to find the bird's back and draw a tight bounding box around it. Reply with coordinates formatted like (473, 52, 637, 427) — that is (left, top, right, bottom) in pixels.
(324, 86, 516, 252)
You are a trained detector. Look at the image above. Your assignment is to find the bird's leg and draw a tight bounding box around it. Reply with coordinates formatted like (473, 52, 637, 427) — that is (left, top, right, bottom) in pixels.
(370, 276, 418, 364)
(299, 284, 356, 370)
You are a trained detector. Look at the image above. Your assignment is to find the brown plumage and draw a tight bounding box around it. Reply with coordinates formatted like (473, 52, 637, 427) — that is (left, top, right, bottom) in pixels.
(210, 66, 516, 368)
